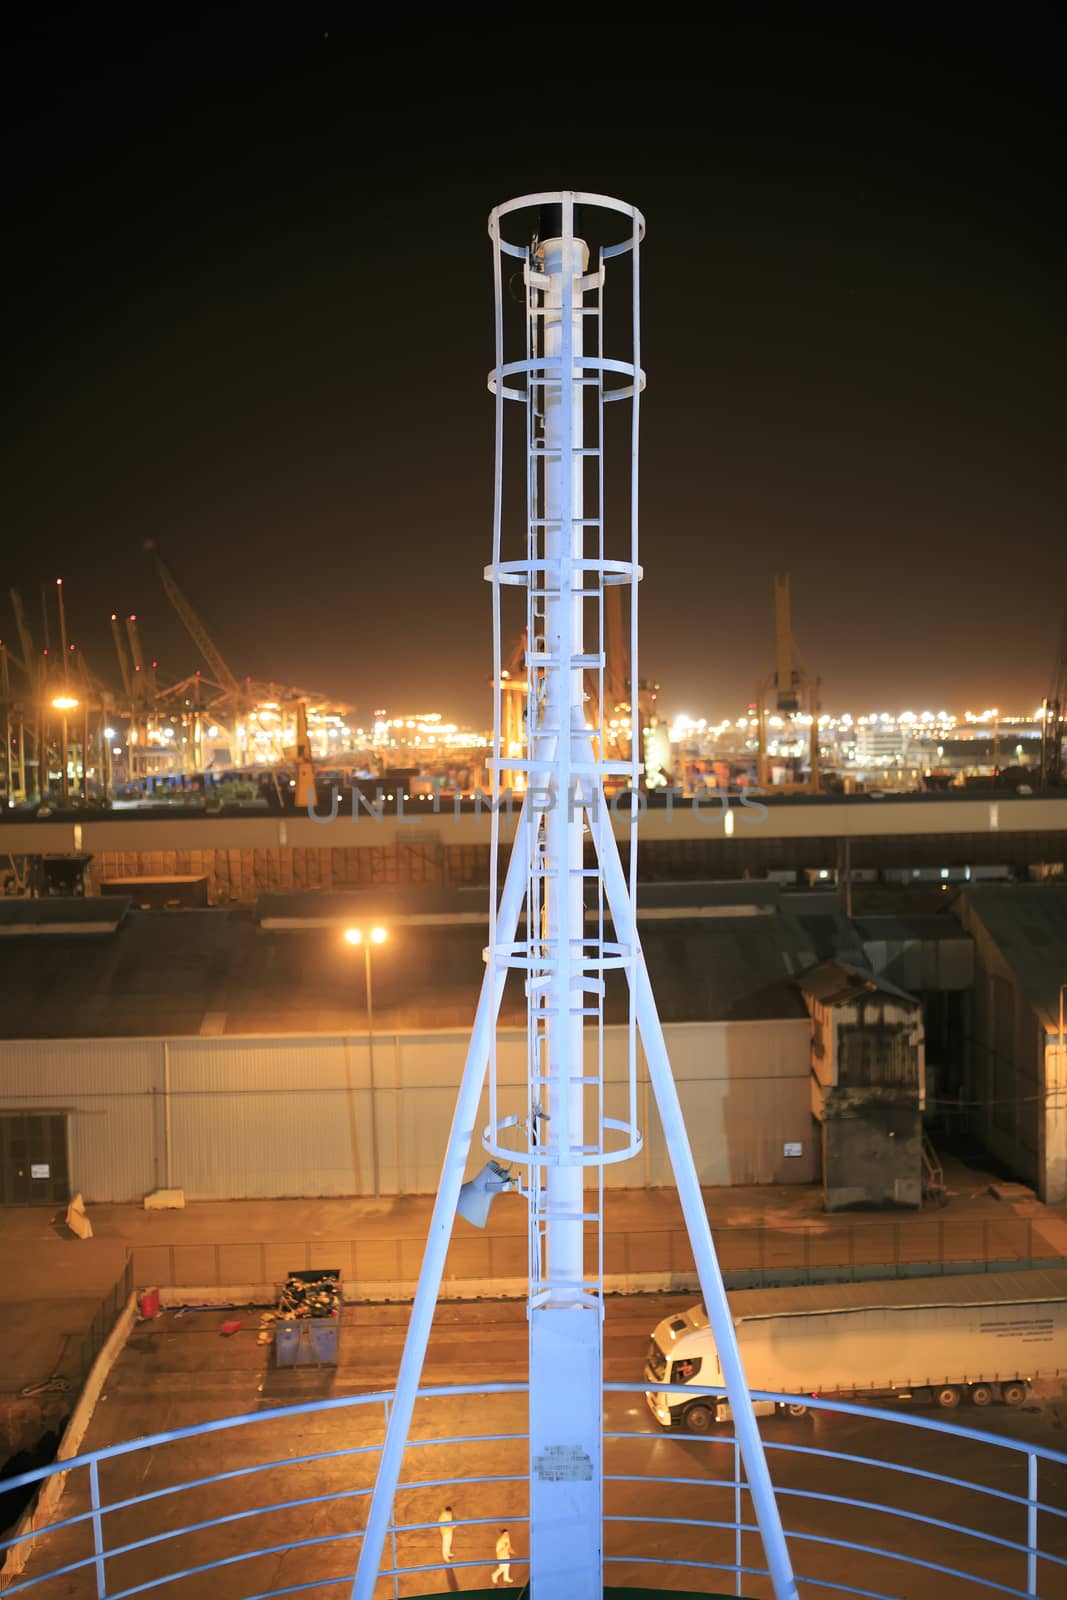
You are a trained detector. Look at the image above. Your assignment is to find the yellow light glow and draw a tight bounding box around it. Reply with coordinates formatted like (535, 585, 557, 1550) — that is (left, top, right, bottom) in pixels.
(370, 926, 387, 944)
(344, 928, 362, 946)
(51, 695, 79, 711)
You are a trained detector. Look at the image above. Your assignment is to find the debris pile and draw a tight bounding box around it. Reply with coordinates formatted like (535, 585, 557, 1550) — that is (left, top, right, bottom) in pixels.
(278, 1272, 341, 1320)
(257, 1311, 277, 1346)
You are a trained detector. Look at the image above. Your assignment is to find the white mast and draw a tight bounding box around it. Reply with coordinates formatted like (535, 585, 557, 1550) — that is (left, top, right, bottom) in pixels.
(351, 190, 798, 1600)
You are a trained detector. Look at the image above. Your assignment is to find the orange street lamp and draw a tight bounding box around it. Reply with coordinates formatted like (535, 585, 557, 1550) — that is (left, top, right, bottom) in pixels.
(343, 926, 388, 1194)
(51, 696, 79, 803)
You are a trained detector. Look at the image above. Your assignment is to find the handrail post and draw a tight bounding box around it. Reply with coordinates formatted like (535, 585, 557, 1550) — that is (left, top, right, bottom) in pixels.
(1027, 1451, 1038, 1595)
(382, 1398, 400, 1600)
(89, 1458, 107, 1599)
(734, 1435, 743, 1597)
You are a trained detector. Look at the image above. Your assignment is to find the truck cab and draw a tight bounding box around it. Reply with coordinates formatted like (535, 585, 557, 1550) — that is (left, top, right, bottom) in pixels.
(645, 1302, 807, 1432)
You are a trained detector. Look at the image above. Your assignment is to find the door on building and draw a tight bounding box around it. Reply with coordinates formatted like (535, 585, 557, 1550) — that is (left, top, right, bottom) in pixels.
(0, 1114, 70, 1205)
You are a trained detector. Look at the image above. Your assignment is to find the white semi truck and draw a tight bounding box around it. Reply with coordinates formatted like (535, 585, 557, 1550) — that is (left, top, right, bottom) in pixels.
(646, 1268, 1067, 1432)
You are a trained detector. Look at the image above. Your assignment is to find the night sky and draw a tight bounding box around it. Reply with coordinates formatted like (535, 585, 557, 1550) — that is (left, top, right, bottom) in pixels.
(5, 16, 1064, 724)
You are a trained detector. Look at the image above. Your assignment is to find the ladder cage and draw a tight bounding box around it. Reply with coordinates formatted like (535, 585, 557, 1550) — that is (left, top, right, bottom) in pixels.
(485, 193, 646, 1302)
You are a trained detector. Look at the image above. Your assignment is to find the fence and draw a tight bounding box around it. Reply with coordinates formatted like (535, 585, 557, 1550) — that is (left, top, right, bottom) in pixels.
(128, 1213, 1065, 1295)
(73, 1259, 134, 1393)
(1, 1381, 1064, 1598)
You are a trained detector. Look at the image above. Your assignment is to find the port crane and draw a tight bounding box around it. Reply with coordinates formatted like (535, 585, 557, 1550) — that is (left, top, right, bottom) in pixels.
(1039, 608, 1066, 787)
(755, 573, 821, 793)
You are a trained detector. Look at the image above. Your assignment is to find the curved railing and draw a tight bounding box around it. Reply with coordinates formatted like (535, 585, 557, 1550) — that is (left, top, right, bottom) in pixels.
(1, 1381, 1065, 1598)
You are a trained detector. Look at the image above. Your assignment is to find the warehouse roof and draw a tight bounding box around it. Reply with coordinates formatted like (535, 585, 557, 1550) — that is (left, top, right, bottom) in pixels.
(797, 960, 919, 1008)
(854, 914, 973, 943)
(956, 884, 1067, 1031)
(0, 902, 815, 1039)
(778, 894, 866, 964)
(255, 879, 784, 928)
(0, 897, 131, 936)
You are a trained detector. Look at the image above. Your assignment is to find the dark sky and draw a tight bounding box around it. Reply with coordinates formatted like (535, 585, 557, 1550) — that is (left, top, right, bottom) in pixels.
(5, 16, 1064, 724)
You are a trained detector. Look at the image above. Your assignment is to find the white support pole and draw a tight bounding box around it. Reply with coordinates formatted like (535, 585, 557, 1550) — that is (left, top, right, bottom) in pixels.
(539, 209, 587, 1305)
(593, 801, 800, 1600)
(350, 798, 535, 1600)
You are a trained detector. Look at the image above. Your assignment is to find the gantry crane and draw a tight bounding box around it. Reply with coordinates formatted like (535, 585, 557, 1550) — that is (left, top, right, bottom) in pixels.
(492, 630, 528, 791)
(144, 540, 252, 765)
(755, 573, 820, 793)
(1040, 609, 1067, 787)
(7, 590, 41, 802)
(145, 540, 243, 700)
(7, 584, 115, 805)
(582, 583, 654, 783)
(110, 614, 133, 699)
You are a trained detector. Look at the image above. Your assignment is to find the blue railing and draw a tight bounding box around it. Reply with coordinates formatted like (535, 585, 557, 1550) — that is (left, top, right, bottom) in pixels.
(1, 1381, 1064, 1598)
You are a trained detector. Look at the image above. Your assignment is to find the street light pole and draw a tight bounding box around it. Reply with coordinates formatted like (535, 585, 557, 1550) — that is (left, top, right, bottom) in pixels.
(345, 927, 387, 1197)
(1055, 982, 1067, 1206)
(364, 937, 378, 1198)
(52, 696, 78, 806)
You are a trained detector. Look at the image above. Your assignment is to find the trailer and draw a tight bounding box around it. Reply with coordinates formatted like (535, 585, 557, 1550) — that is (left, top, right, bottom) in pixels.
(646, 1268, 1067, 1432)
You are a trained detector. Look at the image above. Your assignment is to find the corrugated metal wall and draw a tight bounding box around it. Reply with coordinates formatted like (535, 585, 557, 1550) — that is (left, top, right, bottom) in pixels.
(167, 1038, 377, 1200)
(0, 1039, 160, 1201)
(0, 1018, 814, 1200)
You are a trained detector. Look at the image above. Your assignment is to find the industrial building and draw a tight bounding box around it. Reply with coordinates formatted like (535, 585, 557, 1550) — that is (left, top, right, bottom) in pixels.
(2, 879, 1065, 1209)
(801, 962, 925, 1210)
(2, 787, 1066, 904)
(0, 889, 825, 1204)
(955, 884, 1067, 1204)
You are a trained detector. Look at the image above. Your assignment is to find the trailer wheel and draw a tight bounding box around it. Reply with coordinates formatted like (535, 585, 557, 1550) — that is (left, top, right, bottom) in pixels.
(785, 1403, 809, 1417)
(969, 1384, 994, 1407)
(935, 1386, 961, 1409)
(682, 1402, 717, 1433)
(1002, 1382, 1027, 1407)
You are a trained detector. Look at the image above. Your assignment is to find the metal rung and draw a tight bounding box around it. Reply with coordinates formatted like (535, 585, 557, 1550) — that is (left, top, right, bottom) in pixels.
(530, 446, 601, 457)
(529, 516, 602, 527)
(529, 305, 600, 316)
(530, 375, 603, 387)
(529, 589, 608, 600)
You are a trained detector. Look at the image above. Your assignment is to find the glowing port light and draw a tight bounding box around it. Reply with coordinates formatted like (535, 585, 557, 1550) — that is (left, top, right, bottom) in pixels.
(344, 926, 387, 946)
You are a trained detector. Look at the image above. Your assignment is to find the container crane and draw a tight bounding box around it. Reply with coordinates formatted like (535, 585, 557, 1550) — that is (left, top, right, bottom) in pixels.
(110, 614, 133, 698)
(493, 630, 528, 791)
(145, 540, 243, 700)
(755, 573, 820, 793)
(123, 615, 157, 702)
(8, 590, 40, 802)
(1040, 609, 1067, 787)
